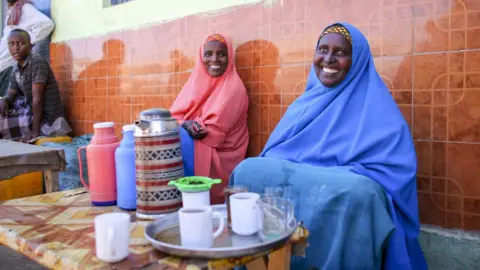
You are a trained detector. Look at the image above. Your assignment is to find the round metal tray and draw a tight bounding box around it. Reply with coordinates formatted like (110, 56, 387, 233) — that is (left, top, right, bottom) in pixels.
(144, 204, 297, 259)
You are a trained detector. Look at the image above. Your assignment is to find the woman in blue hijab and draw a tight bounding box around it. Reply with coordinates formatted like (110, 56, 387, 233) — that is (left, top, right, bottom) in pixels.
(230, 23, 427, 269)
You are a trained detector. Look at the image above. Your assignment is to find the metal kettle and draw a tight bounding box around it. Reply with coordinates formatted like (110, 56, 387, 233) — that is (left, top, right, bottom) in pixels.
(133, 108, 184, 219)
(134, 108, 180, 137)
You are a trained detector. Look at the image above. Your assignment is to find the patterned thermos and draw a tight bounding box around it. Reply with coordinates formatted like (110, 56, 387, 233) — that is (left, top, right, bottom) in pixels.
(133, 108, 184, 219)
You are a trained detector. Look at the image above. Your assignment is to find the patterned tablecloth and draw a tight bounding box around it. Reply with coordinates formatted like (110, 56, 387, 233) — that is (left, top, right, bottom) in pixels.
(0, 188, 282, 270)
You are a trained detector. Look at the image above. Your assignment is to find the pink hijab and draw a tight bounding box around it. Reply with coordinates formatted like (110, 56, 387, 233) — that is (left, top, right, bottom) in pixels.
(170, 34, 249, 204)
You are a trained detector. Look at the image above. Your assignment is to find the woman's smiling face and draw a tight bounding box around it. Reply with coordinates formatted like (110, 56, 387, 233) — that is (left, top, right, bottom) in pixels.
(313, 33, 352, 88)
(203, 40, 229, 77)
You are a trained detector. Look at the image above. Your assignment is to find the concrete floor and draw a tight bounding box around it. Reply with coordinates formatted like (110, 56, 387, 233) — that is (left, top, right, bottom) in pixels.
(0, 245, 45, 270)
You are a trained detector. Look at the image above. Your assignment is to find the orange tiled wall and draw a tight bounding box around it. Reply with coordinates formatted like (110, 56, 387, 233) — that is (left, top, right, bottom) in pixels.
(50, 0, 480, 230)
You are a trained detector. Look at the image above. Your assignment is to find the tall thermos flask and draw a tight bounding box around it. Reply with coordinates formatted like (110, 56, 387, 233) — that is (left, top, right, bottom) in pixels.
(78, 122, 120, 206)
(115, 124, 137, 210)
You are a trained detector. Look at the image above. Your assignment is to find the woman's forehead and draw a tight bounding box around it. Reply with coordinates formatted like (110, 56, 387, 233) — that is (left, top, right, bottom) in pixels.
(203, 40, 228, 50)
(318, 33, 352, 51)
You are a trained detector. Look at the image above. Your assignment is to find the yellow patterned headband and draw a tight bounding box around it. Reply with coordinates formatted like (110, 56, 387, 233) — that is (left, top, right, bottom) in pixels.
(204, 34, 227, 45)
(319, 25, 352, 44)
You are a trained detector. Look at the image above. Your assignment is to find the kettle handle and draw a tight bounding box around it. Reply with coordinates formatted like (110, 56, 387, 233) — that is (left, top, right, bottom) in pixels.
(77, 146, 90, 190)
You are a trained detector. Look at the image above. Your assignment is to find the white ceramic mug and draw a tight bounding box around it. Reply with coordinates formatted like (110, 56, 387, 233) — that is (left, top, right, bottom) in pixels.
(179, 206, 225, 248)
(230, 192, 260, 236)
(181, 191, 210, 208)
(94, 212, 131, 263)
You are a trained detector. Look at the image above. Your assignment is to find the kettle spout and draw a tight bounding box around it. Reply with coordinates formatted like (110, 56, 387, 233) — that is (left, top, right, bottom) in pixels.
(134, 120, 150, 130)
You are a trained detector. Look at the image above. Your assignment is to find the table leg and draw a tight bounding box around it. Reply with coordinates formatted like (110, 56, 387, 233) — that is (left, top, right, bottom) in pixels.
(246, 257, 267, 270)
(44, 170, 59, 193)
(267, 243, 292, 270)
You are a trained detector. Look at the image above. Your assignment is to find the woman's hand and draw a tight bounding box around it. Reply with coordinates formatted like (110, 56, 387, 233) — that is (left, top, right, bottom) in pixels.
(182, 120, 208, 140)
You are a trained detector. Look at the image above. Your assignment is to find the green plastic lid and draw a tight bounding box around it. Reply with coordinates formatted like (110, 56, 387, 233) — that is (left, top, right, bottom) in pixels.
(168, 176, 222, 192)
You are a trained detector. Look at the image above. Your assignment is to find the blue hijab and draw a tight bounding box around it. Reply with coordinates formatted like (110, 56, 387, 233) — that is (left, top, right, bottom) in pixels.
(261, 23, 427, 269)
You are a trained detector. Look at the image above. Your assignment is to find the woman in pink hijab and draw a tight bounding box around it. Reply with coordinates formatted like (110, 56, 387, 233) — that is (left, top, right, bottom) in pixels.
(170, 34, 249, 204)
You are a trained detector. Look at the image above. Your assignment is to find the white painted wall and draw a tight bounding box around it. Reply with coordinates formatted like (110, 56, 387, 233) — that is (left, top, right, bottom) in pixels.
(51, 0, 268, 42)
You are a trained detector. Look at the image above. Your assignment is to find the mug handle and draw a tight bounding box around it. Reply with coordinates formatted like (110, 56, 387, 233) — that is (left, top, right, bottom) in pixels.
(212, 212, 225, 239)
(255, 203, 264, 232)
(107, 226, 116, 257)
(77, 146, 89, 190)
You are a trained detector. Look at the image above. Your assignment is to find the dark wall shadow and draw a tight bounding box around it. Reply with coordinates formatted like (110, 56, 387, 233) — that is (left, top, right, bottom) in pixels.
(235, 40, 280, 157)
(52, 43, 73, 119)
(78, 39, 125, 82)
(72, 39, 125, 135)
(169, 48, 195, 99)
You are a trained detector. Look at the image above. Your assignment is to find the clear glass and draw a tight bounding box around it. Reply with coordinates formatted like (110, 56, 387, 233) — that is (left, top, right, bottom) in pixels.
(263, 186, 294, 206)
(264, 187, 283, 197)
(256, 195, 295, 240)
(224, 185, 248, 228)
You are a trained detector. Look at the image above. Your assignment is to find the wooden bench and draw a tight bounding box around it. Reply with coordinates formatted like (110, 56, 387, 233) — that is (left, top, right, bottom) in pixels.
(0, 140, 66, 193)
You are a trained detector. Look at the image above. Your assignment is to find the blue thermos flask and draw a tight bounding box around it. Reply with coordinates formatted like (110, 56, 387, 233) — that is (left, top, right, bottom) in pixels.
(115, 124, 137, 210)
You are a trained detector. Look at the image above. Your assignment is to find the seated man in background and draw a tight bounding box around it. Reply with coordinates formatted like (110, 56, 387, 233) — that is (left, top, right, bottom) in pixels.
(0, 0, 55, 97)
(0, 29, 70, 142)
